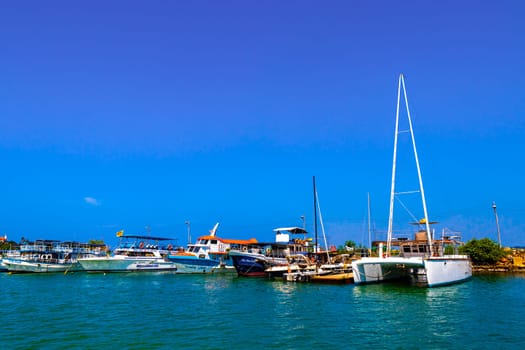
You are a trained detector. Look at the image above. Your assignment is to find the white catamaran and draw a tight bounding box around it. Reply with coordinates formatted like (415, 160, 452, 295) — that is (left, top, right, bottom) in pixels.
(352, 74, 472, 287)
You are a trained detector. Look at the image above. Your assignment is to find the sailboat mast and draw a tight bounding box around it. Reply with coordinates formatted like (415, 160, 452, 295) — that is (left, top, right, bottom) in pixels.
(387, 76, 402, 255)
(367, 192, 372, 252)
(313, 176, 318, 254)
(400, 75, 433, 254)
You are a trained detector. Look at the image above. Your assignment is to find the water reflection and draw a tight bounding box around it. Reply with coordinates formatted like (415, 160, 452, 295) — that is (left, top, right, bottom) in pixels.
(269, 279, 300, 294)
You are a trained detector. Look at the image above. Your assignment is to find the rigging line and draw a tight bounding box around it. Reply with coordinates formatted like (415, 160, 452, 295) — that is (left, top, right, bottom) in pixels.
(315, 189, 331, 264)
(395, 190, 420, 195)
(400, 74, 433, 255)
(395, 196, 419, 223)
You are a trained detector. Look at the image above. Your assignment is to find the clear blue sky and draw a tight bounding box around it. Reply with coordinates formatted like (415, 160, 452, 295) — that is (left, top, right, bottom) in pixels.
(1, 1, 524, 248)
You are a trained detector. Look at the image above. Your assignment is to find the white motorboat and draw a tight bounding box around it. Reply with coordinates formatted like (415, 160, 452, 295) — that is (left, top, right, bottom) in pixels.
(77, 233, 177, 273)
(2, 240, 107, 273)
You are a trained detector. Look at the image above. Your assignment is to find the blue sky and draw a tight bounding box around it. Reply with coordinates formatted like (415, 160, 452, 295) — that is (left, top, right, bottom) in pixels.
(1, 1, 524, 248)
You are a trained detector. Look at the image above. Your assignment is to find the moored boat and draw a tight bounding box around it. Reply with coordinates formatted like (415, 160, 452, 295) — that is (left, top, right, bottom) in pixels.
(167, 223, 258, 274)
(229, 227, 312, 277)
(309, 272, 354, 284)
(282, 253, 354, 284)
(351, 74, 472, 287)
(282, 177, 354, 284)
(2, 240, 107, 273)
(1, 252, 17, 272)
(77, 233, 177, 273)
(0, 235, 9, 271)
(266, 254, 317, 279)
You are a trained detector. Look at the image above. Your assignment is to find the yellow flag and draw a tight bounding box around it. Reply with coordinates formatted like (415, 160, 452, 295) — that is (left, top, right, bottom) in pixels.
(116, 230, 124, 237)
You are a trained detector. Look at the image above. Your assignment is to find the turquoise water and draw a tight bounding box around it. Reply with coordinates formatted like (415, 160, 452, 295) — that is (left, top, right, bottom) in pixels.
(1, 273, 524, 349)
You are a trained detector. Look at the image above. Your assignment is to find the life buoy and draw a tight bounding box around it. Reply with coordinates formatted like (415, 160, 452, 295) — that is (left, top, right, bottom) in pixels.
(242, 246, 247, 252)
(139, 242, 145, 249)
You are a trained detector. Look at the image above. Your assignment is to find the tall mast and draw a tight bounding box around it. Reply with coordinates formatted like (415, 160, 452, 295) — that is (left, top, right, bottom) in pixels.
(388, 74, 433, 256)
(313, 176, 318, 254)
(387, 76, 402, 255)
(367, 192, 372, 252)
(400, 75, 432, 253)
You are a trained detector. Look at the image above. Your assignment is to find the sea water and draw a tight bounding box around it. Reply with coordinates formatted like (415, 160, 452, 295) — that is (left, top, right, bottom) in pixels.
(1, 272, 524, 349)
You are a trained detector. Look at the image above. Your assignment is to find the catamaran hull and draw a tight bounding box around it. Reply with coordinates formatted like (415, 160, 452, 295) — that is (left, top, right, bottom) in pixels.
(424, 257, 472, 287)
(77, 257, 177, 273)
(352, 256, 472, 287)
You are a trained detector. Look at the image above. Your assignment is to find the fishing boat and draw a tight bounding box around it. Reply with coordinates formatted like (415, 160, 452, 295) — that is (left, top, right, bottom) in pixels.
(229, 227, 311, 277)
(351, 74, 472, 287)
(2, 240, 107, 273)
(283, 177, 354, 284)
(77, 233, 177, 273)
(282, 254, 354, 284)
(167, 223, 258, 273)
(265, 253, 319, 279)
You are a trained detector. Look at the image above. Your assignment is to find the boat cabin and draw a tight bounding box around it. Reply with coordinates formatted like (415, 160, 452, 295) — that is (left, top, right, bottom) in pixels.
(373, 229, 465, 258)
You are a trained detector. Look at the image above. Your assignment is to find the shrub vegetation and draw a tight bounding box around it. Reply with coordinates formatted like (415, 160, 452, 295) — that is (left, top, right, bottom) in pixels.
(459, 238, 506, 265)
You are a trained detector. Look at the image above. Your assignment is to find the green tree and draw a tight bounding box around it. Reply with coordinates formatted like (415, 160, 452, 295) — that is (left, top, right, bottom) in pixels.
(337, 240, 357, 253)
(459, 238, 506, 265)
(88, 239, 105, 245)
(344, 240, 356, 249)
(0, 240, 18, 251)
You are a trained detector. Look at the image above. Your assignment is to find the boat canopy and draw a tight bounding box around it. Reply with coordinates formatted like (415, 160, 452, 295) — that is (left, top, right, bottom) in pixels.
(273, 227, 308, 234)
(410, 218, 439, 225)
(196, 235, 258, 245)
(119, 235, 175, 241)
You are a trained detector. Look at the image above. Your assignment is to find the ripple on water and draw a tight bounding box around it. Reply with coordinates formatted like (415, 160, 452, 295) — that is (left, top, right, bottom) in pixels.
(1, 273, 525, 349)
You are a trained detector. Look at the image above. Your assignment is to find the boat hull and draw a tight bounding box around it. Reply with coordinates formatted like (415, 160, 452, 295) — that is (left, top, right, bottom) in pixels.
(424, 256, 472, 287)
(284, 270, 353, 284)
(351, 256, 471, 287)
(229, 250, 291, 277)
(77, 256, 177, 273)
(167, 255, 221, 274)
(229, 252, 266, 277)
(310, 272, 354, 284)
(2, 258, 74, 273)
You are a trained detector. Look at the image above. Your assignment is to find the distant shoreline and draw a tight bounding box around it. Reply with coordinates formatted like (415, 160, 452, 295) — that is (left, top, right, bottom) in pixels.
(473, 265, 525, 273)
